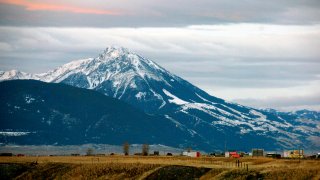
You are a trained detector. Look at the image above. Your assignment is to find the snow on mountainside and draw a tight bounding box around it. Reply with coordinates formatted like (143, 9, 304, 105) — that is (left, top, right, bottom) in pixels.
(1, 46, 319, 150)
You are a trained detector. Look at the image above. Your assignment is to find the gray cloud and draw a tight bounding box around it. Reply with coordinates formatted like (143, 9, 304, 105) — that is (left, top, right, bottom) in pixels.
(0, 1, 319, 112)
(0, 0, 320, 27)
(235, 93, 320, 111)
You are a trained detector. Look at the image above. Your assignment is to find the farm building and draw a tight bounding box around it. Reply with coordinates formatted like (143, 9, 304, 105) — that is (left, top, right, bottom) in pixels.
(225, 151, 240, 158)
(182, 151, 201, 157)
(283, 150, 304, 158)
(252, 149, 264, 157)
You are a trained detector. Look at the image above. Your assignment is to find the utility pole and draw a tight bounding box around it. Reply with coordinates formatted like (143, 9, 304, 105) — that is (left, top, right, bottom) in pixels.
(298, 145, 301, 163)
(224, 140, 227, 153)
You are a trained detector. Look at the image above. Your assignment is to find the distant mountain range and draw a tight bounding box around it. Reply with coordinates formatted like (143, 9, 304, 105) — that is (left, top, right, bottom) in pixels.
(0, 46, 319, 151)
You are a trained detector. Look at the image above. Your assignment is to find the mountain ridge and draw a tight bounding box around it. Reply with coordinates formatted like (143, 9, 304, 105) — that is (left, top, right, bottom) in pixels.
(0, 80, 205, 149)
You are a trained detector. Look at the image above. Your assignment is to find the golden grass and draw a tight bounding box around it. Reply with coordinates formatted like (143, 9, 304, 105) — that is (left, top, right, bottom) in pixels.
(200, 168, 227, 180)
(61, 163, 160, 180)
(1, 156, 320, 179)
(1, 156, 319, 168)
(262, 167, 320, 180)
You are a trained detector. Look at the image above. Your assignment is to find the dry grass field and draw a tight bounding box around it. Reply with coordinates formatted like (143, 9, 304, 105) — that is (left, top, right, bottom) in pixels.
(1, 156, 319, 179)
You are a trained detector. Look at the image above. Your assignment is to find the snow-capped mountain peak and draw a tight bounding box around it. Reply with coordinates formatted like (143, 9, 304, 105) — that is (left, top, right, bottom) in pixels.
(96, 46, 167, 76)
(17, 46, 177, 106)
(0, 46, 194, 112)
(100, 46, 130, 59)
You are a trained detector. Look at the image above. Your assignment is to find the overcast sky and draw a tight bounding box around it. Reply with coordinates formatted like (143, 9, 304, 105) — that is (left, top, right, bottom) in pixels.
(0, 0, 319, 111)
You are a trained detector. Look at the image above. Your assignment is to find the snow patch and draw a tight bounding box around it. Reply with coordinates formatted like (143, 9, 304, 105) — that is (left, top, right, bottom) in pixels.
(240, 128, 252, 134)
(0, 131, 32, 136)
(195, 93, 211, 103)
(149, 89, 166, 109)
(250, 110, 267, 121)
(164, 115, 199, 137)
(163, 89, 188, 105)
(165, 115, 183, 127)
(135, 92, 146, 100)
(25, 95, 35, 104)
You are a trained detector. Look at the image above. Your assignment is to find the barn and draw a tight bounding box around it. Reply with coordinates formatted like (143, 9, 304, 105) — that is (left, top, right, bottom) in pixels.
(225, 151, 240, 158)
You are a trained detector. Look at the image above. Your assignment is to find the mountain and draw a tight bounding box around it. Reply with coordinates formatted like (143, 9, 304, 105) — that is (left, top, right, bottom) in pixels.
(0, 80, 202, 148)
(0, 46, 223, 114)
(1, 46, 319, 151)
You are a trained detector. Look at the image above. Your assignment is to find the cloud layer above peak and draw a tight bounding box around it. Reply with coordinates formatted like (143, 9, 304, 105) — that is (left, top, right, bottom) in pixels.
(1, 0, 320, 27)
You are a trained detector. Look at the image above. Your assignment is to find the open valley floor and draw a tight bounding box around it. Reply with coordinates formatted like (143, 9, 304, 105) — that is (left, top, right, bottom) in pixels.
(1, 156, 320, 179)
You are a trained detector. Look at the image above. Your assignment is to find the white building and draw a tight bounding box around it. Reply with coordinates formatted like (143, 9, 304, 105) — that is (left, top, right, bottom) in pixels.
(183, 151, 200, 157)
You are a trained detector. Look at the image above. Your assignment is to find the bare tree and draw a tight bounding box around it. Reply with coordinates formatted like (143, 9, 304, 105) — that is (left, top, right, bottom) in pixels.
(142, 144, 149, 156)
(123, 142, 130, 155)
(86, 148, 94, 156)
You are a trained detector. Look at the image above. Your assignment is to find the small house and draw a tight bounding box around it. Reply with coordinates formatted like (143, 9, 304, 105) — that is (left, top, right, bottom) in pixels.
(252, 149, 264, 157)
(183, 151, 201, 157)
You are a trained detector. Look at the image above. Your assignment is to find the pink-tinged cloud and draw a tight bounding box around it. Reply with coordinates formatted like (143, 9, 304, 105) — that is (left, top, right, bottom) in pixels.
(0, 0, 121, 15)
